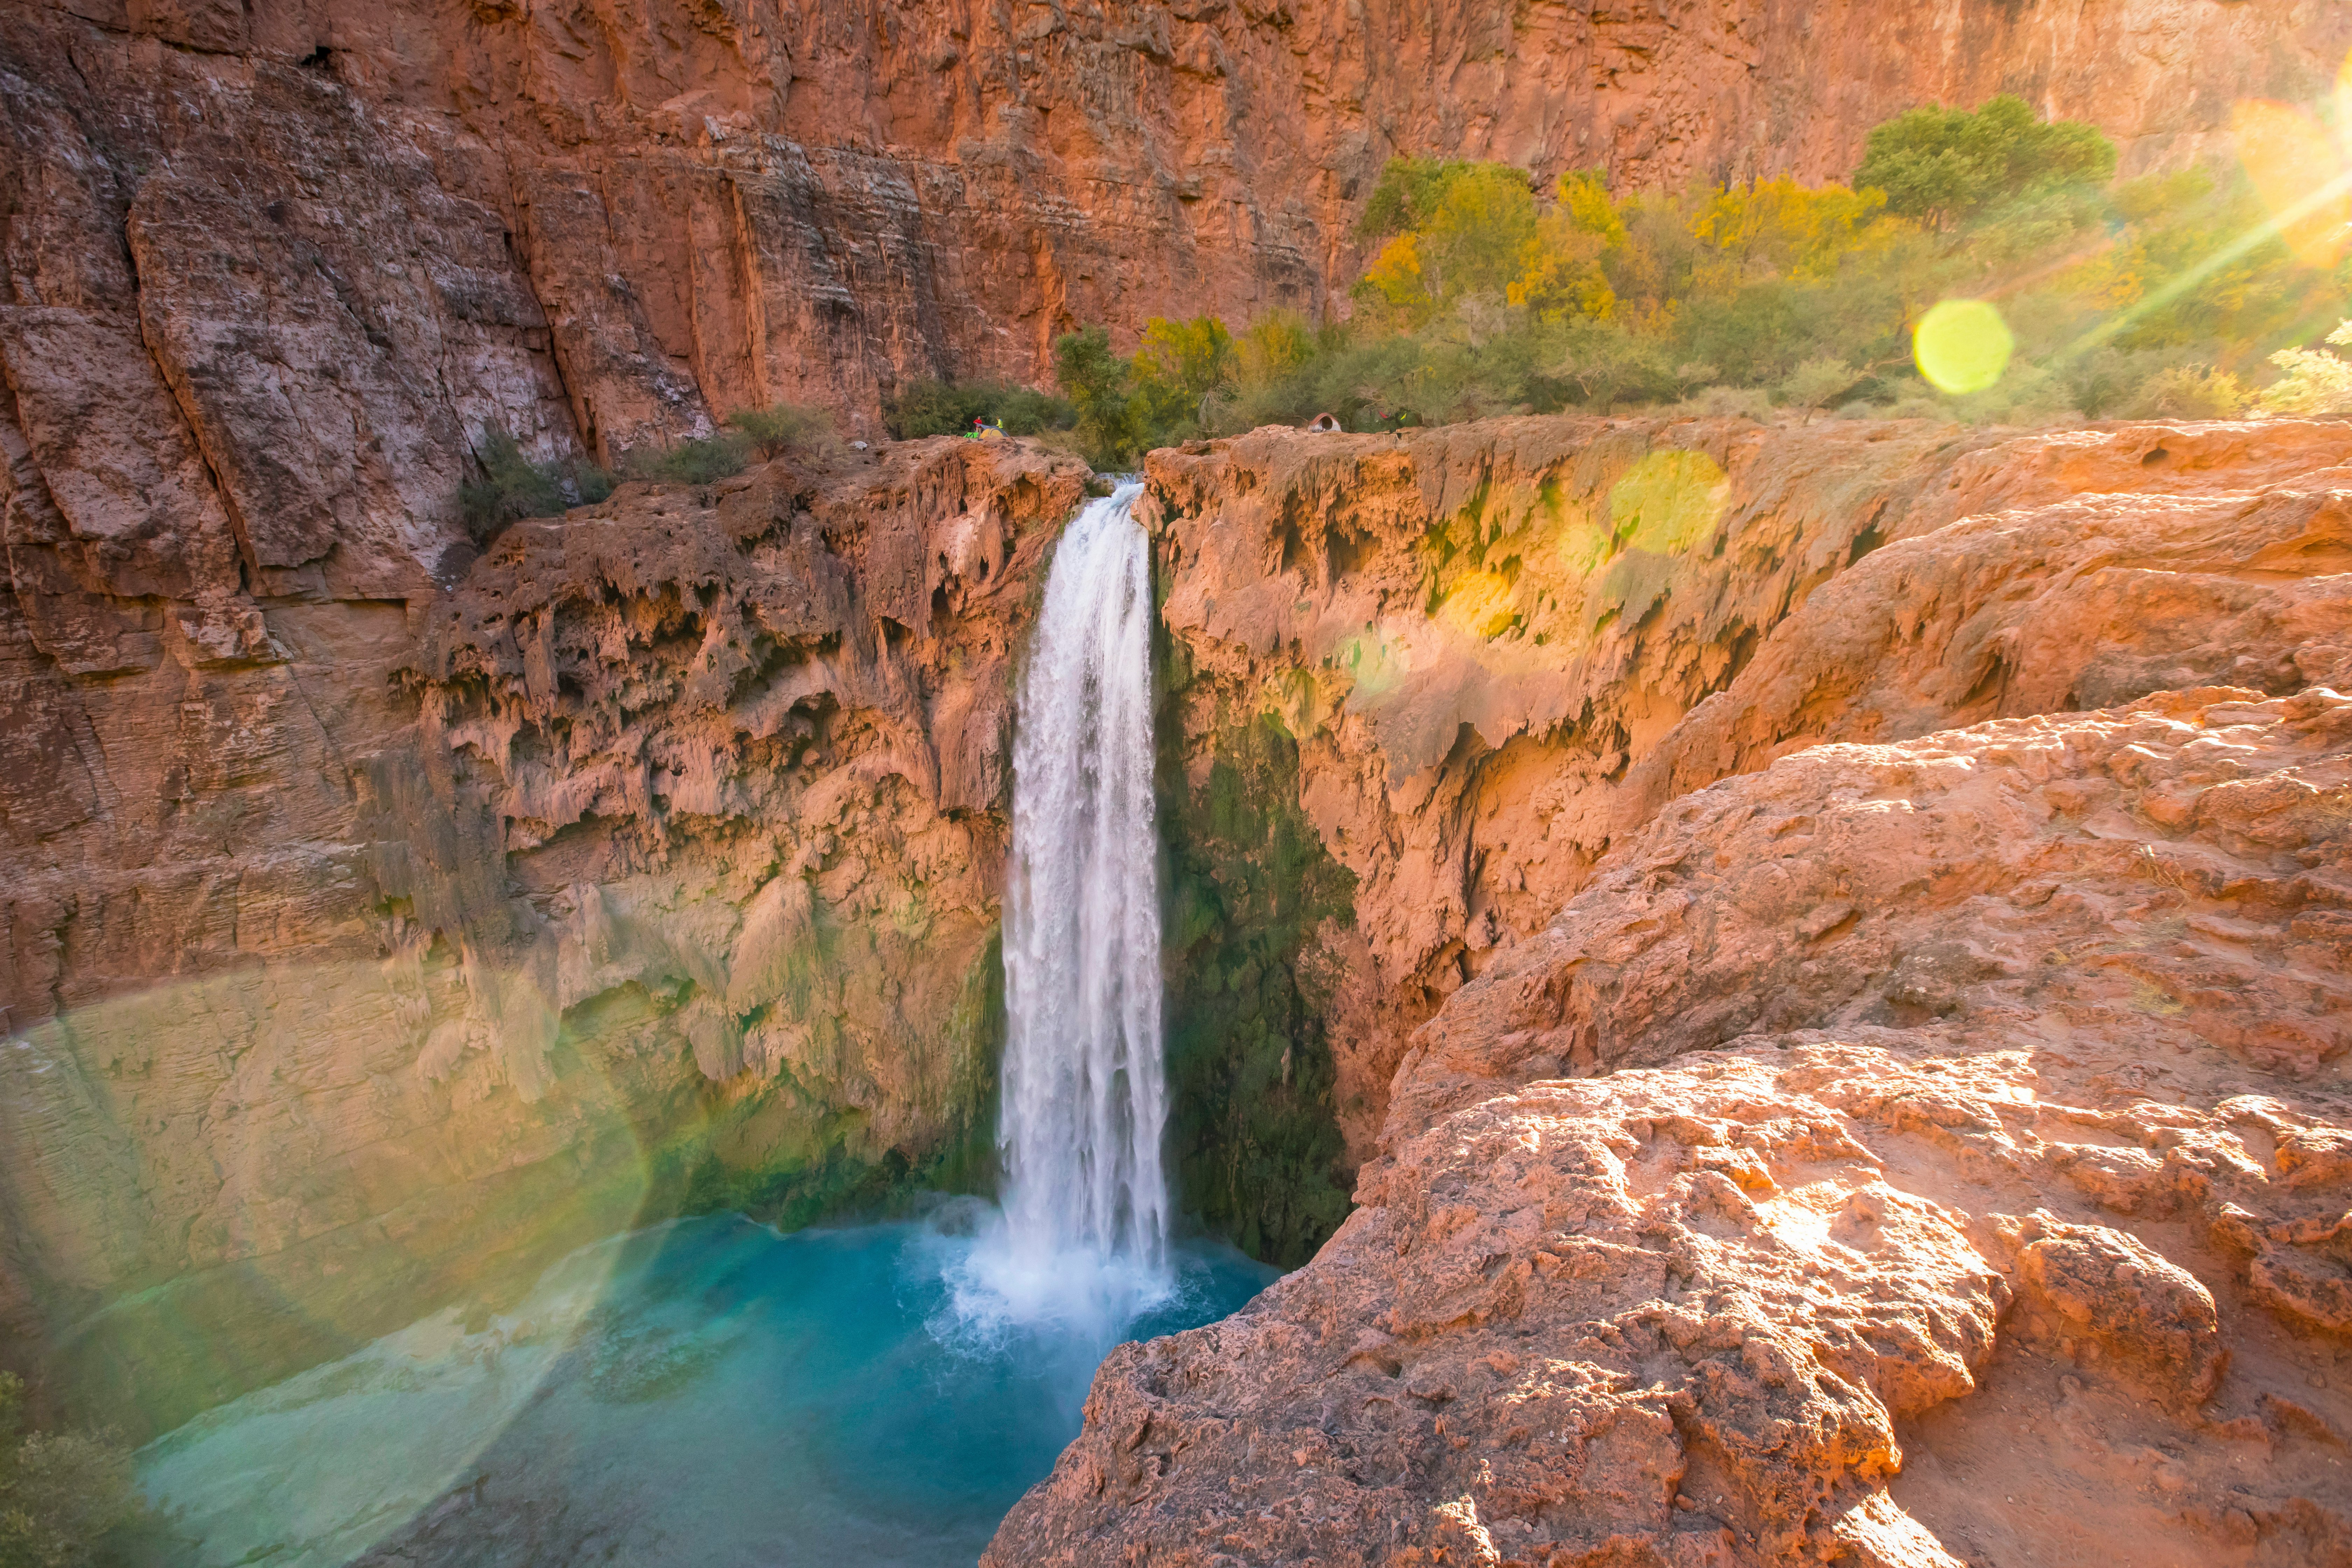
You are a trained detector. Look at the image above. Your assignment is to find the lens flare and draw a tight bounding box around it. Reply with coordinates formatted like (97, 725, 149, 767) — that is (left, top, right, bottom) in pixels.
(1608, 449, 1729, 556)
(2231, 99, 2352, 269)
(1436, 568, 1520, 640)
(1914, 299, 2015, 395)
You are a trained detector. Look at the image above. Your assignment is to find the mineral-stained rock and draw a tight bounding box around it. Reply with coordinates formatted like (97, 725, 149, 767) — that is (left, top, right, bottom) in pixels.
(988, 688, 2352, 1568)
(0, 437, 1085, 1437)
(1144, 417, 2352, 1205)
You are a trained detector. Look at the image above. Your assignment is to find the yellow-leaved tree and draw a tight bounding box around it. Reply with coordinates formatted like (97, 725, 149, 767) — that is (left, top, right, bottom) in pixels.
(1509, 170, 1624, 323)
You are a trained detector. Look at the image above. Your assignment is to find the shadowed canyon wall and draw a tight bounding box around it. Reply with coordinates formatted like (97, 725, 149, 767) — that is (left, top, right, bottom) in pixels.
(1, 440, 1086, 1436)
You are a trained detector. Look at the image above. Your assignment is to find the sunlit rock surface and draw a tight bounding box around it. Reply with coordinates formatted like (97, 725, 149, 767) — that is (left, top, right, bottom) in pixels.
(989, 684, 2352, 1568)
(3, 0, 2346, 443)
(1144, 418, 2352, 1182)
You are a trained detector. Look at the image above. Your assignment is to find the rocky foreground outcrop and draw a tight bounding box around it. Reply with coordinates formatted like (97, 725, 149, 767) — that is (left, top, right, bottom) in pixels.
(994, 695, 2352, 1565)
(990, 430, 2352, 1562)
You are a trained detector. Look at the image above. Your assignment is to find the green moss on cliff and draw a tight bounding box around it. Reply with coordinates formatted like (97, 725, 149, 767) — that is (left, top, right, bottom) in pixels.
(1159, 706, 1358, 1267)
(658, 927, 1006, 1230)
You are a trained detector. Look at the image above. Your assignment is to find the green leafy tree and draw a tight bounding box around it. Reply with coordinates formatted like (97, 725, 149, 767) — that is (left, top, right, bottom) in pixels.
(1355, 156, 1488, 241)
(1131, 316, 1237, 440)
(1053, 326, 1146, 468)
(1855, 94, 2115, 230)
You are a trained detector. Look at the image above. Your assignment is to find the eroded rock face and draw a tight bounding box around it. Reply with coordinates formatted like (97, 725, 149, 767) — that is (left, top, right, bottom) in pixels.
(1142, 417, 2352, 1248)
(988, 687, 2352, 1568)
(5, 0, 2347, 454)
(0, 438, 1085, 1436)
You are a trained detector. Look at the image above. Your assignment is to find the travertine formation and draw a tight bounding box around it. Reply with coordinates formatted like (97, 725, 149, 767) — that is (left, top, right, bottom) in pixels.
(1148, 419, 2352, 1168)
(990, 685, 2352, 1566)
(0, 438, 1085, 1436)
(996, 415, 2352, 1564)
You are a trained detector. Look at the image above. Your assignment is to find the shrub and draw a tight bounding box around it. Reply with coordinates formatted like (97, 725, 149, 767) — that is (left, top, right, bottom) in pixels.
(883, 379, 1076, 439)
(456, 427, 615, 544)
(724, 402, 835, 460)
(2131, 364, 2251, 420)
(0, 1372, 137, 1568)
(1778, 356, 1863, 417)
(1683, 385, 1772, 421)
(2259, 322, 2352, 415)
(624, 432, 751, 485)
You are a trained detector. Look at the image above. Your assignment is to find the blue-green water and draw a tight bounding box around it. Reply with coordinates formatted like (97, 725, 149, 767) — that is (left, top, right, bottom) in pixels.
(136, 1207, 1275, 1568)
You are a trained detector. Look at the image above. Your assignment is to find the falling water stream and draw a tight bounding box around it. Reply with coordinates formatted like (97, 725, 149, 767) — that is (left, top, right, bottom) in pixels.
(130, 481, 1267, 1567)
(953, 479, 1172, 1332)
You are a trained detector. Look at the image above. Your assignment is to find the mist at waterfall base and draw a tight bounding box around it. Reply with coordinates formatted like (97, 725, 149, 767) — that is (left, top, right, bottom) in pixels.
(133, 483, 1259, 1566)
(954, 478, 1174, 1343)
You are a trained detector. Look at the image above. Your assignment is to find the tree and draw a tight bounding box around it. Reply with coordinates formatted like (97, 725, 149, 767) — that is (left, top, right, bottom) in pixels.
(2260, 320, 2352, 414)
(1131, 316, 1236, 439)
(1053, 326, 1145, 469)
(1855, 95, 2116, 230)
(1353, 162, 1542, 329)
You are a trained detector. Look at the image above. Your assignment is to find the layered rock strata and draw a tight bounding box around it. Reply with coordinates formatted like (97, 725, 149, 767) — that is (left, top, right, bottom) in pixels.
(5, 0, 2347, 458)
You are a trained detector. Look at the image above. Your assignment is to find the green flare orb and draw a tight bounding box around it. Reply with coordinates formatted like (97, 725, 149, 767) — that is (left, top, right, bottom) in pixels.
(1914, 299, 2015, 395)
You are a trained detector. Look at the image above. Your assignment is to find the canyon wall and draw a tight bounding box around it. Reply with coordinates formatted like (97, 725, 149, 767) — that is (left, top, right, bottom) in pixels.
(6, 0, 2348, 469)
(0, 438, 1086, 1437)
(992, 420, 2352, 1568)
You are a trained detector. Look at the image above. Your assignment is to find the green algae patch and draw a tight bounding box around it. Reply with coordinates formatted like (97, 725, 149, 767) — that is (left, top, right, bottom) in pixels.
(1159, 708, 1358, 1268)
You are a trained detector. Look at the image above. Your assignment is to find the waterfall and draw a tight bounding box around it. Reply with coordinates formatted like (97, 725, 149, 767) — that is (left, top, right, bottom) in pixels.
(954, 479, 1170, 1331)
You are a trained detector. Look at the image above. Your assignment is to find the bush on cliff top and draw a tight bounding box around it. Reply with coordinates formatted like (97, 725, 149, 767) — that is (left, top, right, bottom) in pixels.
(458, 402, 841, 539)
(1051, 96, 2350, 465)
(883, 378, 1076, 440)
(725, 401, 839, 461)
(624, 432, 751, 485)
(457, 427, 616, 544)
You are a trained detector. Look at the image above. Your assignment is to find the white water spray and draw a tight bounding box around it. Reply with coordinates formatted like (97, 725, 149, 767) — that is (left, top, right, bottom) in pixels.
(949, 481, 1171, 1334)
